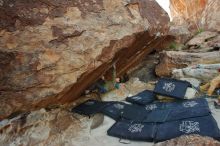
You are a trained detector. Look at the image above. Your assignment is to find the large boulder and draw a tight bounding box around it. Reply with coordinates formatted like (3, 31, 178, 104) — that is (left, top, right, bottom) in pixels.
(170, 0, 220, 31)
(0, 0, 172, 120)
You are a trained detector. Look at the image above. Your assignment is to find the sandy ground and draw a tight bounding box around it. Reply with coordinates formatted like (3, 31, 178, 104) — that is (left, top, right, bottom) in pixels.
(1, 79, 219, 146)
(89, 98, 220, 146)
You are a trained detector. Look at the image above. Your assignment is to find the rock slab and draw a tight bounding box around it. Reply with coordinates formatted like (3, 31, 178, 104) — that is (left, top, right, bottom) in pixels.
(0, 0, 172, 120)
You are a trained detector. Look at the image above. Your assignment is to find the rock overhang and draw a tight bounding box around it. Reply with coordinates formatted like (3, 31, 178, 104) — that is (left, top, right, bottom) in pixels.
(0, 0, 174, 120)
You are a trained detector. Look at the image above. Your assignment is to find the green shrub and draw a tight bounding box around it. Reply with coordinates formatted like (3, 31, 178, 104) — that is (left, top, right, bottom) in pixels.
(168, 42, 178, 50)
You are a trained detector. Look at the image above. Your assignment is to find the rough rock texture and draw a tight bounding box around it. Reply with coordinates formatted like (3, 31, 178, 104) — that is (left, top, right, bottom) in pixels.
(155, 51, 220, 77)
(170, 0, 207, 27)
(170, 0, 220, 31)
(128, 53, 159, 83)
(156, 31, 220, 77)
(200, 0, 220, 31)
(185, 31, 220, 52)
(168, 24, 191, 44)
(155, 134, 220, 146)
(0, 0, 173, 120)
(172, 65, 220, 83)
(0, 78, 154, 146)
(187, 31, 218, 46)
(0, 107, 90, 146)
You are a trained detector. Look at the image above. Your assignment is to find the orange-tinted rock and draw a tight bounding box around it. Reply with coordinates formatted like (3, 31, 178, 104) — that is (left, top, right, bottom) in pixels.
(200, 0, 220, 31)
(0, 0, 173, 120)
(170, 0, 220, 31)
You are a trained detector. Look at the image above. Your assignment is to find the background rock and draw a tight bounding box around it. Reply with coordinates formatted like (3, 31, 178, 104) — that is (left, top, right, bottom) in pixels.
(168, 24, 192, 44)
(0, 0, 173, 120)
(128, 53, 159, 83)
(170, 0, 220, 31)
(185, 31, 220, 52)
(200, 0, 220, 31)
(156, 30, 220, 77)
(155, 51, 220, 77)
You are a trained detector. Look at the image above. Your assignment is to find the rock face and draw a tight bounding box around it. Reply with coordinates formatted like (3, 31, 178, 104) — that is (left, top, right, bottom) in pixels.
(155, 51, 220, 77)
(0, 0, 172, 120)
(186, 31, 220, 52)
(170, 0, 220, 31)
(128, 53, 159, 83)
(0, 107, 88, 146)
(155, 134, 220, 146)
(156, 31, 220, 77)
